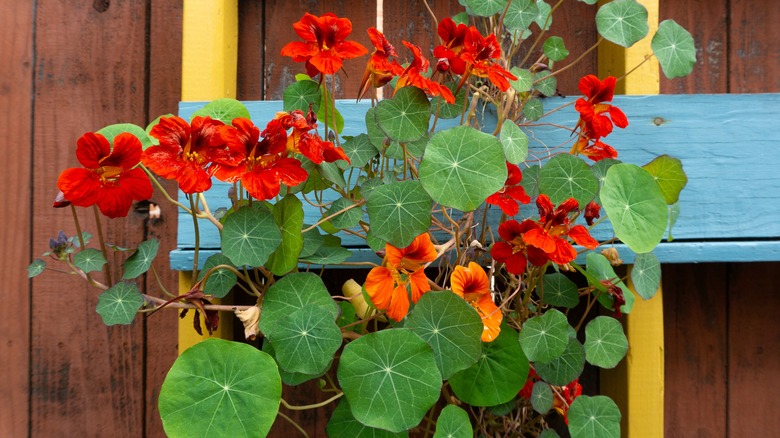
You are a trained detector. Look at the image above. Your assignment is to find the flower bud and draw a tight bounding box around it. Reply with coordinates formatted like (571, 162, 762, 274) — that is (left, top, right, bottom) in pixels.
(342, 279, 370, 318)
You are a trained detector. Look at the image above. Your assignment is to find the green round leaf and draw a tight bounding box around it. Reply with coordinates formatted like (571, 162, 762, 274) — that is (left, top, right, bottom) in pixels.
(96, 281, 144, 326)
(159, 339, 281, 438)
(342, 134, 380, 168)
(197, 253, 237, 299)
(642, 154, 688, 205)
(534, 0, 553, 30)
(419, 126, 507, 212)
(338, 329, 442, 433)
(449, 324, 529, 406)
(283, 80, 321, 112)
(500, 121, 529, 164)
(431, 82, 469, 120)
(376, 86, 431, 143)
(259, 272, 339, 335)
(652, 19, 696, 79)
(221, 204, 282, 267)
(631, 252, 661, 299)
(541, 273, 580, 308)
(406, 291, 483, 380)
(595, 0, 649, 47)
(366, 180, 432, 248)
(191, 98, 250, 124)
(326, 197, 364, 230)
(584, 316, 628, 369)
(266, 195, 305, 276)
(74, 248, 107, 274)
(28, 259, 45, 278)
(519, 309, 569, 363)
(460, 0, 506, 16)
(539, 153, 599, 207)
(534, 72, 558, 97)
(299, 234, 353, 265)
(326, 399, 408, 438)
(433, 405, 473, 438)
(317, 160, 348, 188)
(523, 97, 544, 121)
(531, 381, 554, 414)
(267, 305, 342, 375)
(97, 123, 156, 149)
(122, 238, 159, 279)
(509, 67, 534, 93)
(262, 340, 326, 386)
(586, 252, 635, 314)
(534, 337, 585, 386)
(300, 227, 325, 258)
(543, 36, 569, 61)
(521, 164, 541, 198)
(568, 395, 621, 438)
(505, 0, 538, 33)
(601, 164, 668, 254)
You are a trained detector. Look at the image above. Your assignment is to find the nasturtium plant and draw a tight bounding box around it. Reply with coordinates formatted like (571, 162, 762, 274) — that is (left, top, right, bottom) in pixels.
(95, 281, 144, 326)
(584, 316, 629, 369)
(595, 0, 649, 47)
(568, 396, 622, 438)
(74, 248, 106, 273)
(122, 238, 159, 279)
(433, 405, 473, 438)
(221, 203, 282, 267)
(652, 19, 697, 79)
(631, 252, 662, 299)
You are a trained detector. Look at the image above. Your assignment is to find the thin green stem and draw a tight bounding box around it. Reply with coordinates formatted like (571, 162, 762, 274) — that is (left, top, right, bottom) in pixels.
(92, 205, 113, 285)
(280, 392, 343, 411)
(189, 196, 200, 280)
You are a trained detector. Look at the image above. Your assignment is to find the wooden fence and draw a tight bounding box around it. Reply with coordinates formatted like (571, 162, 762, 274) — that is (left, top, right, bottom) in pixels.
(2, 0, 777, 436)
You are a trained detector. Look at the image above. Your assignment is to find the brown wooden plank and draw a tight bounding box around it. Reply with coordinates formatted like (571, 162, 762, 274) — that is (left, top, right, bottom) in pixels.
(262, 0, 377, 100)
(544, 0, 598, 95)
(727, 263, 780, 435)
(30, 1, 151, 435)
(663, 263, 728, 437)
(0, 2, 33, 437)
(728, 0, 780, 93)
(237, 0, 265, 100)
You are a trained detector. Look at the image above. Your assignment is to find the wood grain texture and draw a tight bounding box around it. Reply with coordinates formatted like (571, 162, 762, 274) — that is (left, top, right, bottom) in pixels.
(237, 0, 265, 100)
(728, 0, 780, 93)
(0, 2, 33, 437)
(663, 263, 728, 437)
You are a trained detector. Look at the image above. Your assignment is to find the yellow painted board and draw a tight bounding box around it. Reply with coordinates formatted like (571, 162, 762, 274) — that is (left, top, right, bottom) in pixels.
(597, 1, 664, 436)
(177, 272, 234, 355)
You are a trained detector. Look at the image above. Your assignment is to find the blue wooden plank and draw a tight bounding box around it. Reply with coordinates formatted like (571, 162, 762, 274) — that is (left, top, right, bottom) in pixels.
(170, 94, 780, 268)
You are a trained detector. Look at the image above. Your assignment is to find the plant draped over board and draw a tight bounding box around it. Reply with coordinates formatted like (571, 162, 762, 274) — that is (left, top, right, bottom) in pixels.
(30, 0, 696, 436)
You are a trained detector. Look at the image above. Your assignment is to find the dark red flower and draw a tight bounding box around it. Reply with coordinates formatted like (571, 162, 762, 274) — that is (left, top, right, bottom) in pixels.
(491, 219, 548, 276)
(280, 12, 368, 78)
(396, 41, 455, 103)
(57, 132, 152, 218)
(433, 17, 470, 75)
(584, 200, 601, 226)
(554, 379, 583, 424)
(573, 75, 628, 140)
(358, 28, 404, 100)
(486, 162, 531, 216)
(459, 28, 517, 91)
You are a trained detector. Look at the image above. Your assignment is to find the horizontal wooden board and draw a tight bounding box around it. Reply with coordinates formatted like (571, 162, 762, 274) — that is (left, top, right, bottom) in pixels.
(171, 93, 780, 268)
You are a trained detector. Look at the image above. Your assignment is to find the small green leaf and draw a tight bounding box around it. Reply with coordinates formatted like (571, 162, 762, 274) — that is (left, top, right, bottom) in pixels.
(540, 429, 562, 438)
(97, 123, 156, 149)
(191, 98, 250, 124)
(159, 339, 281, 438)
(595, 0, 649, 47)
(500, 122, 529, 164)
(433, 405, 473, 438)
(539, 153, 599, 207)
(266, 195, 305, 276)
(326, 399, 408, 438)
(326, 197, 364, 230)
(531, 381, 554, 414)
(96, 281, 144, 326)
(28, 259, 45, 278)
(584, 317, 628, 369)
(586, 252, 635, 314)
(197, 253, 237, 299)
(579, 0, 598, 4)
(534, 0, 553, 30)
(122, 238, 159, 279)
(541, 273, 580, 308)
(534, 337, 585, 386)
(519, 309, 569, 363)
(221, 203, 282, 267)
(431, 82, 469, 119)
(317, 161, 347, 188)
(568, 395, 621, 438)
(460, 0, 506, 16)
(341, 134, 379, 168)
(376, 86, 431, 143)
(74, 248, 107, 273)
(523, 98, 544, 121)
(509, 67, 534, 93)
(543, 36, 569, 61)
(642, 154, 688, 205)
(521, 164, 541, 198)
(652, 20, 697, 79)
(266, 305, 342, 376)
(533, 72, 558, 97)
(300, 227, 325, 258)
(504, 0, 538, 33)
(299, 234, 352, 265)
(259, 272, 339, 336)
(631, 252, 661, 299)
(366, 180, 432, 248)
(283, 80, 321, 112)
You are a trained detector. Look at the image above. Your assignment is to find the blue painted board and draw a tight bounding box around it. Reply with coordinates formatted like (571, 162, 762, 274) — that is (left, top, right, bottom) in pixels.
(171, 93, 780, 269)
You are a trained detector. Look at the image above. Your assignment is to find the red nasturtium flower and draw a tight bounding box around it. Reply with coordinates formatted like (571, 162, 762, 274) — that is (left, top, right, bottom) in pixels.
(459, 27, 517, 92)
(433, 17, 470, 75)
(523, 195, 599, 265)
(396, 41, 456, 103)
(141, 116, 241, 194)
(584, 200, 601, 226)
(571, 75, 628, 161)
(358, 27, 404, 100)
(364, 233, 438, 321)
(486, 162, 531, 216)
(491, 219, 549, 276)
(275, 110, 350, 164)
(553, 379, 583, 424)
(211, 118, 308, 201)
(280, 12, 368, 78)
(57, 132, 152, 218)
(450, 262, 503, 342)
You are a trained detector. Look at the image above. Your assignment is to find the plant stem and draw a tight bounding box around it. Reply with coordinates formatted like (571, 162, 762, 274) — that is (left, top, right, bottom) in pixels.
(281, 392, 343, 411)
(189, 196, 200, 280)
(276, 412, 309, 438)
(92, 205, 113, 285)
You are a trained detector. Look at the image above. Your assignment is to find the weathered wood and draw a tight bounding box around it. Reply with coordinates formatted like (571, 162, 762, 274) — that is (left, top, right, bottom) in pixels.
(728, 0, 780, 93)
(237, 1, 265, 100)
(0, 2, 33, 437)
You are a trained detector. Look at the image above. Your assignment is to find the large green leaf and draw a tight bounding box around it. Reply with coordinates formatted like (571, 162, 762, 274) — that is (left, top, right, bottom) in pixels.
(539, 153, 599, 207)
(326, 399, 408, 438)
(419, 126, 507, 212)
(338, 329, 442, 433)
(500, 121, 529, 164)
(449, 324, 529, 406)
(568, 396, 621, 438)
(601, 164, 668, 254)
(406, 291, 483, 380)
(631, 252, 661, 299)
(460, 0, 506, 16)
(96, 281, 144, 326)
(122, 238, 159, 279)
(159, 339, 281, 438)
(534, 337, 585, 386)
(74, 248, 106, 274)
(586, 252, 635, 314)
(259, 272, 339, 335)
(197, 253, 237, 299)
(266, 305, 342, 376)
(191, 98, 250, 124)
(376, 86, 431, 143)
(595, 0, 649, 47)
(433, 405, 473, 438)
(519, 309, 569, 363)
(642, 154, 687, 205)
(584, 317, 628, 369)
(541, 273, 580, 308)
(221, 203, 282, 267)
(97, 123, 156, 149)
(505, 0, 538, 33)
(266, 195, 305, 276)
(366, 180, 432, 248)
(652, 20, 696, 79)
(283, 80, 321, 112)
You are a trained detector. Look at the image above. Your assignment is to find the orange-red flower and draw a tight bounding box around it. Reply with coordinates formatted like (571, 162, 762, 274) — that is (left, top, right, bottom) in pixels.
(396, 41, 455, 103)
(571, 137, 618, 162)
(459, 28, 517, 92)
(212, 118, 308, 200)
(274, 109, 350, 165)
(491, 219, 549, 276)
(358, 28, 404, 100)
(142, 116, 241, 194)
(553, 379, 583, 424)
(572, 75, 628, 160)
(433, 17, 470, 75)
(57, 132, 152, 218)
(450, 262, 502, 342)
(486, 162, 531, 216)
(522, 195, 599, 265)
(364, 233, 438, 321)
(280, 12, 368, 78)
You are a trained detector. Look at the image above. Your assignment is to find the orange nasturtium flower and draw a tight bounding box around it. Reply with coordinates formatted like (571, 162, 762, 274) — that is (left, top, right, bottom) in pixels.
(450, 262, 502, 342)
(280, 12, 368, 78)
(571, 75, 628, 161)
(364, 233, 438, 322)
(57, 132, 152, 218)
(396, 41, 456, 103)
(358, 27, 404, 100)
(275, 109, 350, 165)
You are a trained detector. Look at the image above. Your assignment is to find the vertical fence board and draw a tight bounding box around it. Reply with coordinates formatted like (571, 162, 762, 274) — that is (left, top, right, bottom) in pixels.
(0, 2, 33, 437)
(728, 0, 780, 93)
(237, 1, 265, 100)
(30, 1, 150, 435)
(662, 264, 728, 437)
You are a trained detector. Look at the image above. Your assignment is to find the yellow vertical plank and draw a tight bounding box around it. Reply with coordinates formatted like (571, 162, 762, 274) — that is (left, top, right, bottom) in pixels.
(597, 1, 664, 437)
(178, 0, 238, 354)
